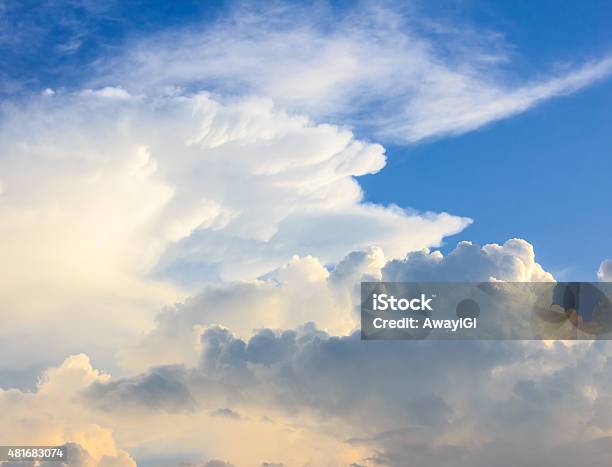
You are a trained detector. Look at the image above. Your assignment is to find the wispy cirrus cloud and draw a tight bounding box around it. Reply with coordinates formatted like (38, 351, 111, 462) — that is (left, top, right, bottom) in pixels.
(95, 2, 612, 142)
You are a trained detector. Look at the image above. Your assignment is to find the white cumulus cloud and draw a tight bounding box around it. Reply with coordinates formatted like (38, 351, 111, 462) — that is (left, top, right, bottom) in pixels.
(599, 260, 612, 281)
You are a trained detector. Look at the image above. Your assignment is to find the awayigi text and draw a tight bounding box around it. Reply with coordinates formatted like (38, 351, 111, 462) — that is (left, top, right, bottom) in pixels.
(372, 293, 434, 311)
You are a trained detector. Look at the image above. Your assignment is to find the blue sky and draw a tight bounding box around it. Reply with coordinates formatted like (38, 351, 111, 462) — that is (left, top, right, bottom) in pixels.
(2, 0, 611, 280)
(362, 77, 612, 280)
(359, 0, 612, 280)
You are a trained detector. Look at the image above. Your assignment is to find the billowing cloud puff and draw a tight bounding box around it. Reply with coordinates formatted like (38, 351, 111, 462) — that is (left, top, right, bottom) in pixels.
(121, 239, 552, 370)
(598, 260, 612, 281)
(120, 251, 383, 370)
(0, 355, 136, 467)
(0, 90, 467, 383)
(0, 89, 468, 284)
(383, 238, 554, 282)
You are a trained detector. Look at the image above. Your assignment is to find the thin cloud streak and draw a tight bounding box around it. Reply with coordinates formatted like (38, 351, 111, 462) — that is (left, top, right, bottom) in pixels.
(95, 3, 612, 142)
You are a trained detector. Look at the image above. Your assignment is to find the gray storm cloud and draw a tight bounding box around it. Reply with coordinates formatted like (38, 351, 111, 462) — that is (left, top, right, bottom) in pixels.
(69, 240, 612, 466)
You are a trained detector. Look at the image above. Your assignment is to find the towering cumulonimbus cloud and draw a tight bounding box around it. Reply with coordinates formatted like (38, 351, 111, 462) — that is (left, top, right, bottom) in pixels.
(0, 90, 467, 383)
